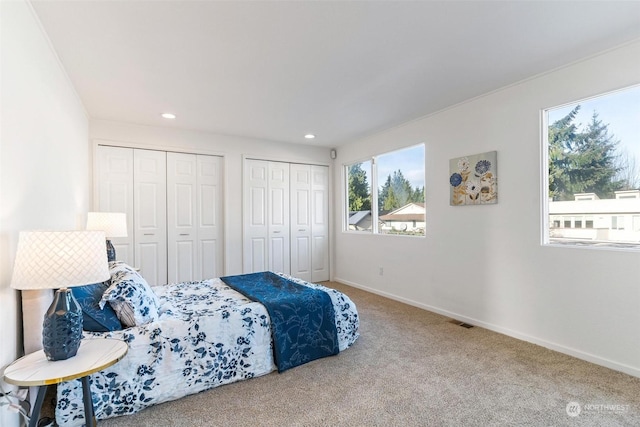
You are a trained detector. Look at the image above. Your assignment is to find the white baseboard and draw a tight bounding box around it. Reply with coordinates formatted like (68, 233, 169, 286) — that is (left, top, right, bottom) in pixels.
(334, 276, 640, 378)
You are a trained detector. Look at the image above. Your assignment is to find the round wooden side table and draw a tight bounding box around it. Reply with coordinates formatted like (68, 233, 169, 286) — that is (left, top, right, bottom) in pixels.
(3, 338, 128, 427)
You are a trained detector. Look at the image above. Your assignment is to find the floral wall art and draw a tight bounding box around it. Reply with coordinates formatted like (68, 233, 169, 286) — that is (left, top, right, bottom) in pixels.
(449, 151, 497, 205)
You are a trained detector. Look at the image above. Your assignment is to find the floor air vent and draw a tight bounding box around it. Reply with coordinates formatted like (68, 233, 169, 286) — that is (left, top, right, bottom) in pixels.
(449, 320, 474, 329)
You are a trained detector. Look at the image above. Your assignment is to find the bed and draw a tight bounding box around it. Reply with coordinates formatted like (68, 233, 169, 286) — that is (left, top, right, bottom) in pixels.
(56, 262, 359, 426)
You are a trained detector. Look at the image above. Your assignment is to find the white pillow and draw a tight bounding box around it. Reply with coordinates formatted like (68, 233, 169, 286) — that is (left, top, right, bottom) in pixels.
(100, 261, 160, 327)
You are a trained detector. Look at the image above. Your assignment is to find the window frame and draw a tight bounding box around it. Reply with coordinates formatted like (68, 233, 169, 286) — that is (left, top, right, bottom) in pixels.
(344, 157, 374, 234)
(540, 85, 640, 252)
(343, 143, 426, 238)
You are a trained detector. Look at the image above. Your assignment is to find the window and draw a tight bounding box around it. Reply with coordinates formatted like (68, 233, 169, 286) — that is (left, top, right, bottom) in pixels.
(612, 216, 624, 230)
(544, 85, 640, 250)
(345, 144, 425, 236)
(346, 160, 372, 232)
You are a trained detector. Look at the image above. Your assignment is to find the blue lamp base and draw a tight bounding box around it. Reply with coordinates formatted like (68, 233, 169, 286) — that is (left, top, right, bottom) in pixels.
(106, 239, 116, 262)
(42, 288, 83, 361)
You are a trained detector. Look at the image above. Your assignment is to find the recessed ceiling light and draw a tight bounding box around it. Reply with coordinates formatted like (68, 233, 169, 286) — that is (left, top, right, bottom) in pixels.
(304, 134, 316, 139)
(161, 113, 176, 119)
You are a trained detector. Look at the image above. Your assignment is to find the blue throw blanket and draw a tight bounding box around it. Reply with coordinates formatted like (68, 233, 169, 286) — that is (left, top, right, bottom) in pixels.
(220, 272, 339, 372)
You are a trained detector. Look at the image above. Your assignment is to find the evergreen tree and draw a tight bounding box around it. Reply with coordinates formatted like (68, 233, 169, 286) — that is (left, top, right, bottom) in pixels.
(378, 175, 393, 212)
(568, 112, 623, 198)
(382, 186, 398, 211)
(548, 107, 624, 200)
(412, 186, 425, 203)
(347, 163, 371, 211)
(378, 169, 424, 211)
(548, 106, 579, 201)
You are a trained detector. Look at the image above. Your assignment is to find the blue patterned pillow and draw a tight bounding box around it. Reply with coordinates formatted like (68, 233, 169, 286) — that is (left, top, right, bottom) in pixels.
(100, 261, 160, 327)
(71, 282, 123, 332)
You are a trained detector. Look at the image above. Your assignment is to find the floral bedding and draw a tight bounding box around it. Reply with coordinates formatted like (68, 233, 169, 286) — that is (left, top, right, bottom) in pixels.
(56, 275, 359, 426)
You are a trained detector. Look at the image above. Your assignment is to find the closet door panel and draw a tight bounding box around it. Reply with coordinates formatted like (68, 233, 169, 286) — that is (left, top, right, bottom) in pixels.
(249, 238, 267, 272)
(243, 160, 269, 273)
(311, 166, 329, 282)
(200, 240, 218, 280)
(138, 242, 163, 286)
(270, 236, 287, 273)
(290, 164, 312, 281)
(268, 162, 290, 274)
(176, 240, 195, 282)
(134, 149, 167, 286)
(167, 153, 197, 283)
(197, 155, 223, 278)
(96, 146, 134, 266)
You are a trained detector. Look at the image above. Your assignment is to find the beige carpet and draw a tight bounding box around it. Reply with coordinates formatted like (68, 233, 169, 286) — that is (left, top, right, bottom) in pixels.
(98, 282, 639, 427)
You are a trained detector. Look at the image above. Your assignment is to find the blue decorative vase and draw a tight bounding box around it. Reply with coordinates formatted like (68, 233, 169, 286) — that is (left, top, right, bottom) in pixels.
(42, 289, 83, 361)
(106, 239, 116, 262)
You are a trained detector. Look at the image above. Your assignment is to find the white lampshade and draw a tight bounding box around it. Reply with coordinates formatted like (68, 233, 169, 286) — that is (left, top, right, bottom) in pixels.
(86, 212, 128, 238)
(10, 231, 110, 290)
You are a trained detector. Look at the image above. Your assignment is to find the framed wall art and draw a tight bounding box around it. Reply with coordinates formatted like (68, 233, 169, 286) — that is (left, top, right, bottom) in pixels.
(449, 151, 497, 206)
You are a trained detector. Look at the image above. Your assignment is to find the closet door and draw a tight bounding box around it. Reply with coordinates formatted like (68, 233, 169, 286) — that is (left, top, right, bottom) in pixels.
(197, 155, 223, 279)
(311, 166, 329, 282)
(167, 153, 197, 283)
(134, 149, 167, 286)
(268, 162, 290, 274)
(243, 159, 290, 274)
(95, 146, 134, 266)
(243, 159, 269, 273)
(290, 164, 312, 281)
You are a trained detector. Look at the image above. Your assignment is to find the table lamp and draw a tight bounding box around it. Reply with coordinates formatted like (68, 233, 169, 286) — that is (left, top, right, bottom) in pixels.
(86, 212, 127, 262)
(10, 231, 110, 361)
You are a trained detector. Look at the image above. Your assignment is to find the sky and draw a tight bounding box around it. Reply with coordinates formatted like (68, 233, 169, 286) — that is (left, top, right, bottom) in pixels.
(547, 84, 640, 164)
(376, 144, 425, 190)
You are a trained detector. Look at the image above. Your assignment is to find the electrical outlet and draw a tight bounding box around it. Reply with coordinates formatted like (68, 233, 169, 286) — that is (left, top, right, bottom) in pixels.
(379, 267, 384, 276)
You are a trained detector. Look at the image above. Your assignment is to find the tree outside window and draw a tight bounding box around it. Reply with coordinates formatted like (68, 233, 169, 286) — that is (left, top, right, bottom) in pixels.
(545, 85, 640, 250)
(345, 144, 425, 236)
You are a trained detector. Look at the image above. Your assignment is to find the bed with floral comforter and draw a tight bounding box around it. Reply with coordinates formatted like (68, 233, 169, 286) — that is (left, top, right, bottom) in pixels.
(56, 272, 359, 426)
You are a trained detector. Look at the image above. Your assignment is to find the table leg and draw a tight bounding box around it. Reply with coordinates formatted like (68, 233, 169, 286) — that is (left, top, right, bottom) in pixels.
(81, 376, 96, 427)
(29, 386, 47, 427)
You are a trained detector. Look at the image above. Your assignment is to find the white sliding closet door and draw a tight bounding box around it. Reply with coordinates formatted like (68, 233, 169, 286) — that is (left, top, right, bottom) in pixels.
(167, 153, 197, 283)
(310, 165, 329, 282)
(95, 146, 134, 266)
(243, 159, 327, 281)
(243, 160, 269, 273)
(134, 149, 167, 286)
(243, 159, 290, 274)
(290, 164, 329, 282)
(167, 153, 224, 283)
(290, 164, 312, 281)
(268, 162, 290, 274)
(97, 145, 224, 285)
(197, 155, 223, 280)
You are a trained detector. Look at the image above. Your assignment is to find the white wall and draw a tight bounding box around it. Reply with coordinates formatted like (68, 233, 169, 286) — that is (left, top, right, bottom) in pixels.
(333, 40, 640, 377)
(89, 120, 331, 276)
(0, 1, 90, 426)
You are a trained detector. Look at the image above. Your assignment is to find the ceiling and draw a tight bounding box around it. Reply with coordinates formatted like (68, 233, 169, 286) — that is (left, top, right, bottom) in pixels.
(31, 1, 640, 147)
